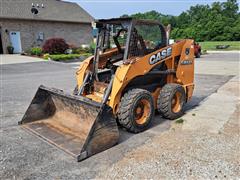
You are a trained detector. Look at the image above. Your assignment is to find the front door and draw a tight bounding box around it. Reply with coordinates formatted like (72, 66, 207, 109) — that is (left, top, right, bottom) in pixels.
(10, 31, 22, 53)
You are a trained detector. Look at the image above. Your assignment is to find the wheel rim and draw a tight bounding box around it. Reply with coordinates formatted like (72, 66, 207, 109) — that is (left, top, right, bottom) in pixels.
(171, 91, 182, 113)
(134, 99, 151, 125)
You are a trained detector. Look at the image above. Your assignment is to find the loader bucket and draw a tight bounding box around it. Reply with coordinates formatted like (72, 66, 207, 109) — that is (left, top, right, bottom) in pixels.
(19, 85, 119, 161)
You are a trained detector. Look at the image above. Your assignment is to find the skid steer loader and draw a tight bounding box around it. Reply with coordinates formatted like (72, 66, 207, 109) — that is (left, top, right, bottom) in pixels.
(19, 18, 195, 162)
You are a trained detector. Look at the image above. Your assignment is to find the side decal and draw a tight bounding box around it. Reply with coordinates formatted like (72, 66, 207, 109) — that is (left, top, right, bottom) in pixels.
(149, 47, 172, 65)
(181, 60, 193, 65)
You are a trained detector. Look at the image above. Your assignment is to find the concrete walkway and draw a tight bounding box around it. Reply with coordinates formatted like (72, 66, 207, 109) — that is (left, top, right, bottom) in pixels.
(183, 75, 239, 133)
(0, 55, 44, 65)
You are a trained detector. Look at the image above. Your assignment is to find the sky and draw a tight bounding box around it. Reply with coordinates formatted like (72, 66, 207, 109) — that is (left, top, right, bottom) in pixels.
(67, 0, 227, 19)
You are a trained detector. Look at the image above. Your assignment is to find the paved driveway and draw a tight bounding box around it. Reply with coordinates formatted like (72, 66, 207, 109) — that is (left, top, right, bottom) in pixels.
(0, 54, 44, 65)
(1, 53, 239, 179)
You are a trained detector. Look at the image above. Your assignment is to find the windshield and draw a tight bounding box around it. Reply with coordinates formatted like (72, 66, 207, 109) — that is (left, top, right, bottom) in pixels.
(95, 20, 166, 60)
(128, 23, 166, 58)
(97, 22, 130, 55)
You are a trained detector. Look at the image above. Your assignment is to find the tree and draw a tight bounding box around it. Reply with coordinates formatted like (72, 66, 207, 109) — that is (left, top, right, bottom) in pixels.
(122, 0, 240, 41)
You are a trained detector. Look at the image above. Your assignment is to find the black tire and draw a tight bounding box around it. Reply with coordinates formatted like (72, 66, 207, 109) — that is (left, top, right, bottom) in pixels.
(157, 83, 186, 120)
(117, 89, 154, 133)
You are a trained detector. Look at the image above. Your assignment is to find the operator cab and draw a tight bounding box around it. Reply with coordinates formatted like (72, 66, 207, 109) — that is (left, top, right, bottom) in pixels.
(93, 18, 167, 83)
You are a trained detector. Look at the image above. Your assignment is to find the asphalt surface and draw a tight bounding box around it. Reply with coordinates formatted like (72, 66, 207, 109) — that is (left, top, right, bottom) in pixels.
(0, 53, 238, 179)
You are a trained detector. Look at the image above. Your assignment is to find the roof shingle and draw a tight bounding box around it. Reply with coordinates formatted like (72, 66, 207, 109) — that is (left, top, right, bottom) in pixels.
(0, 0, 94, 23)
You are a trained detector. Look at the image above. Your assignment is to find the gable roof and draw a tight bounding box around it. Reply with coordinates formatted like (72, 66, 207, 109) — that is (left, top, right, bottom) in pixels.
(0, 0, 94, 23)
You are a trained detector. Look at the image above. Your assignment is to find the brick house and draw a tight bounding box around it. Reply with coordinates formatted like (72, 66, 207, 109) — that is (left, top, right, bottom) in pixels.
(0, 0, 94, 54)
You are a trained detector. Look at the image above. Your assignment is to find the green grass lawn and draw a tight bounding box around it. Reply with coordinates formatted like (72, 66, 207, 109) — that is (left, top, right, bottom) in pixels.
(199, 41, 240, 51)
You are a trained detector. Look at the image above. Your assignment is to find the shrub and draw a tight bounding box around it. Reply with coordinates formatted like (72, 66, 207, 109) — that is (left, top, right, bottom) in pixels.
(7, 45, 14, 54)
(48, 54, 81, 61)
(43, 53, 50, 60)
(30, 47, 42, 56)
(72, 47, 90, 54)
(66, 43, 77, 54)
(89, 42, 96, 54)
(42, 38, 69, 54)
(48, 53, 92, 61)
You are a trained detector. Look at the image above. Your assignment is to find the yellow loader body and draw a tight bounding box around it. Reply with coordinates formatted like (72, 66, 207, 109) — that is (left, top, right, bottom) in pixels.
(19, 18, 194, 161)
(76, 39, 194, 113)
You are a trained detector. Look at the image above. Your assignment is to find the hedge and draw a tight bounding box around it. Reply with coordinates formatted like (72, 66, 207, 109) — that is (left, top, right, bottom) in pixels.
(44, 53, 92, 61)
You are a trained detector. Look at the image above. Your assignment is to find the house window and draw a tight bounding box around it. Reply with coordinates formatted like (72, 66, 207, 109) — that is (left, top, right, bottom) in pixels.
(37, 32, 44, 41)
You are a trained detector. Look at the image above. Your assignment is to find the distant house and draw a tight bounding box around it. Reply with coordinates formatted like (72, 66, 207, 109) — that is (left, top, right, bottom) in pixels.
(0, 0, 94, 54)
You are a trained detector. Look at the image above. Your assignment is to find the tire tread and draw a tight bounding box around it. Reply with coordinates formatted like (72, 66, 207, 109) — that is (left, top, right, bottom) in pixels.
(157, 83, 186, 120)
(118, 88, 154, 133)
